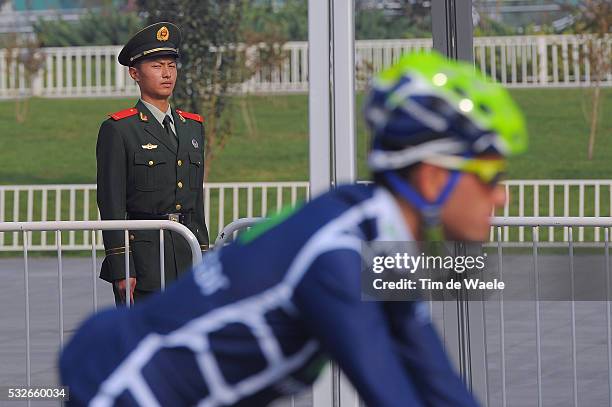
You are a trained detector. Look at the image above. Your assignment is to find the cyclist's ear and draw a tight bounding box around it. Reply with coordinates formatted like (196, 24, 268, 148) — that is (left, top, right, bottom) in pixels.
(411, 163, 451, 203)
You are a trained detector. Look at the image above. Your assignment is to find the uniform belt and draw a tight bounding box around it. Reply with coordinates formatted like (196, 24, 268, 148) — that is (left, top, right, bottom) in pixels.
(127, 212, 193, 224)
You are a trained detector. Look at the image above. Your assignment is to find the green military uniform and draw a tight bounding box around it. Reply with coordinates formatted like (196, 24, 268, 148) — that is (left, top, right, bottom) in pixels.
(97, 22, 209, 302)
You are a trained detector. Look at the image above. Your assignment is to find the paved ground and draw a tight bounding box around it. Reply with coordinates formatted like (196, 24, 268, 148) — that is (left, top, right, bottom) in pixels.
(1, 252, 611, 407)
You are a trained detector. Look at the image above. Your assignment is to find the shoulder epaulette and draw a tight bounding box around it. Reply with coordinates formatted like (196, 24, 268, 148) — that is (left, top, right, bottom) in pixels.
(109, 108, 138, 121)
(176, 109, 203, 123)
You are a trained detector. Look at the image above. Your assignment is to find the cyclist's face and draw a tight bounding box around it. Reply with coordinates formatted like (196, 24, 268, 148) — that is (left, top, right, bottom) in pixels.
(440, 163, 506, 241)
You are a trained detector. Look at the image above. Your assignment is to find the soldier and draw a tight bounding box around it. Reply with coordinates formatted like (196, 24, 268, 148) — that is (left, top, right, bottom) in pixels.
(97, 22, 209, 305)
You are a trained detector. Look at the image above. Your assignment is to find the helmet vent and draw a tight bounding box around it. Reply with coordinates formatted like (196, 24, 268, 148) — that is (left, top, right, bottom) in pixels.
(453, 86, 467, 97)
(478, 103, 492, 115)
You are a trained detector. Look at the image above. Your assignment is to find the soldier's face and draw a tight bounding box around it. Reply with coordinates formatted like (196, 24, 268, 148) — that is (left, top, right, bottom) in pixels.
(130, 57, 177, 99)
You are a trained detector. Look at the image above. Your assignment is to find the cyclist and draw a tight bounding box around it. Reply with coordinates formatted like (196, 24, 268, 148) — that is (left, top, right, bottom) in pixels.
(59, 51, 527, 406)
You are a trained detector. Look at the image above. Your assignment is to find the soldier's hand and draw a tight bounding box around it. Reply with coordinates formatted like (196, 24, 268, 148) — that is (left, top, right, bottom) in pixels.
(115, 278, 137, 304)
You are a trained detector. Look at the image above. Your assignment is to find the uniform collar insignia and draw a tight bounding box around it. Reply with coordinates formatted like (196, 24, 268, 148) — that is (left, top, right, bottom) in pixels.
(142, 143, 158, 150)
(178, 113, 186, 123)
(139, 111, 149, 122)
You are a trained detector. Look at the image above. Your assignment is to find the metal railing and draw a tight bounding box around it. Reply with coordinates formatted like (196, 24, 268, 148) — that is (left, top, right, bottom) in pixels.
(2, 180, 611, 251)
(0, 220, 202, 400)
(2, 216, 611, 405)
(311, 217, 612, 406)
(496, 180, 612, 243)
(480, 217, 612, 407)
(214, 217, 264, 246)
(1, 34, 610, 98)
(0, 181, 310, 251)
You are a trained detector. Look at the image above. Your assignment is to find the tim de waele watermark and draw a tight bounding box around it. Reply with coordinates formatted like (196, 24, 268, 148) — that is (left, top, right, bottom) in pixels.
(371, 252, 504, 291)
(361, 242, 504, 301)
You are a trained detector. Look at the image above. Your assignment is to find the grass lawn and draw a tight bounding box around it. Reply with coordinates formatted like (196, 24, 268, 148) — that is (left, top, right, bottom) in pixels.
(0, 88, 611, 185)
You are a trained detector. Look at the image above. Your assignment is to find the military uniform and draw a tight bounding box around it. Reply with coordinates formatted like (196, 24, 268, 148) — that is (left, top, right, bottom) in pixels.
(97, 22, 209, 303)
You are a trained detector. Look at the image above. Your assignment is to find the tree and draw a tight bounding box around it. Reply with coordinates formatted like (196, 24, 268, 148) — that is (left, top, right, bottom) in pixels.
(1, 33, 45, 123)
(238, 1, 296, 137)
(139, 0, 247, 179)
(355, 0, 431, 39)
(33, 10, 143, 46)
(560, 0, 611, 159)
(241, 0, 307, 41)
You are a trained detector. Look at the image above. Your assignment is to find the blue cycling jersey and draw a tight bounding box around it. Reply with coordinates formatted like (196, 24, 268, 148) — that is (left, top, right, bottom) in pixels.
(59, 184, 479, 407)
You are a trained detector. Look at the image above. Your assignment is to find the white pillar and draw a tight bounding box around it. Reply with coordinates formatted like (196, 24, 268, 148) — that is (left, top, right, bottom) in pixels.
(309, 1, 334, 403)
(30, 68, 43, 97)
(537, 36, 548, 85)
(332, 0, 357, 185)
(308, 0, 332, 198)
(115, 52, 125, 91)
(312, 363, 334, 407)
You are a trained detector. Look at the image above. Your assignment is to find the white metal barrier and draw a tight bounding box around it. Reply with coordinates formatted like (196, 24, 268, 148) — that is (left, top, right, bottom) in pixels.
(496, 180, 612, 243)
(0, 182, 310, 251)
(1, 34, 610, 98)
(214, 217, 264, 246)
(479, 217, 612, 407)
(2, 180, 611, 251)
(313, 217, 612, 406)
(0, 220, 202, 403)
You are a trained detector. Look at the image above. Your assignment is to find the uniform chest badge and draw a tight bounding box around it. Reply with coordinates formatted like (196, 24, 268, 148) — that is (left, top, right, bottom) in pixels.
(192, 139, 199, 148)
(142, 143, 158, 150)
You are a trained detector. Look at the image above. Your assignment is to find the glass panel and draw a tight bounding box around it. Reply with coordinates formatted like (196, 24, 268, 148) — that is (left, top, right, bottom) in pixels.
(473, 2, 612, 406)
(355, 0, 434, 180)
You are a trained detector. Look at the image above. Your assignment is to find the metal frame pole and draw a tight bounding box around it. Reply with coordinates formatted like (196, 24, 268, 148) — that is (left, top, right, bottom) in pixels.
(331, 0, 357, 185)
(431, 0, 474, 62)
(308, 0, 332, 198)
(431, 1, 480, 402)
(309, 1, 334, 404)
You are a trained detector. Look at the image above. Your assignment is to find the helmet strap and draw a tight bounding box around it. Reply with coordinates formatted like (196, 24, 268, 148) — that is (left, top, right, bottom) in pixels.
(383, 170, 462, 243)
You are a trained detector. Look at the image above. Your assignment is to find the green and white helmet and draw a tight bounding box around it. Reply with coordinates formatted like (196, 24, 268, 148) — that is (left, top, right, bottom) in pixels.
(365, 51, 528, 172)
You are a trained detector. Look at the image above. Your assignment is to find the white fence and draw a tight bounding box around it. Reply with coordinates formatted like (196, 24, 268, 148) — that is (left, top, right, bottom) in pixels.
(0, 182, 309, 251)
(1, 180, 611, 251)
(498, 180, 612, 243)
(0, 34, 610, 99)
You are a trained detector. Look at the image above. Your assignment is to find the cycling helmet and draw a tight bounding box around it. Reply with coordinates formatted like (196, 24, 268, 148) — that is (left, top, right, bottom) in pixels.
(364, 51, 528, 238)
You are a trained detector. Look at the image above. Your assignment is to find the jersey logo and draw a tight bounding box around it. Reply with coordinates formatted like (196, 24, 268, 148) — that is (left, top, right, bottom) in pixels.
(193, 251, 229, 295)
(239, 204, 302, 244)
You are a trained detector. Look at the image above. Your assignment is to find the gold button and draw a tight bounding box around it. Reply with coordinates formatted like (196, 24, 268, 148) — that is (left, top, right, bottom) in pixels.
(129, 234, 134, 240)
(177, 160, 183, 166)
(148, 160, 154, 166)
(177, 181, 183, 189)
(175, 204, 182, 211)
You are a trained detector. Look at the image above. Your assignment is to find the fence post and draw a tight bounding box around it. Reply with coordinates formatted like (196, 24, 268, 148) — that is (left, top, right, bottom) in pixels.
(538, 36, 548, 85)
(114, 55, 125, 91)
(312, 363, 334, 406)
(31, 67, 43, 97)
